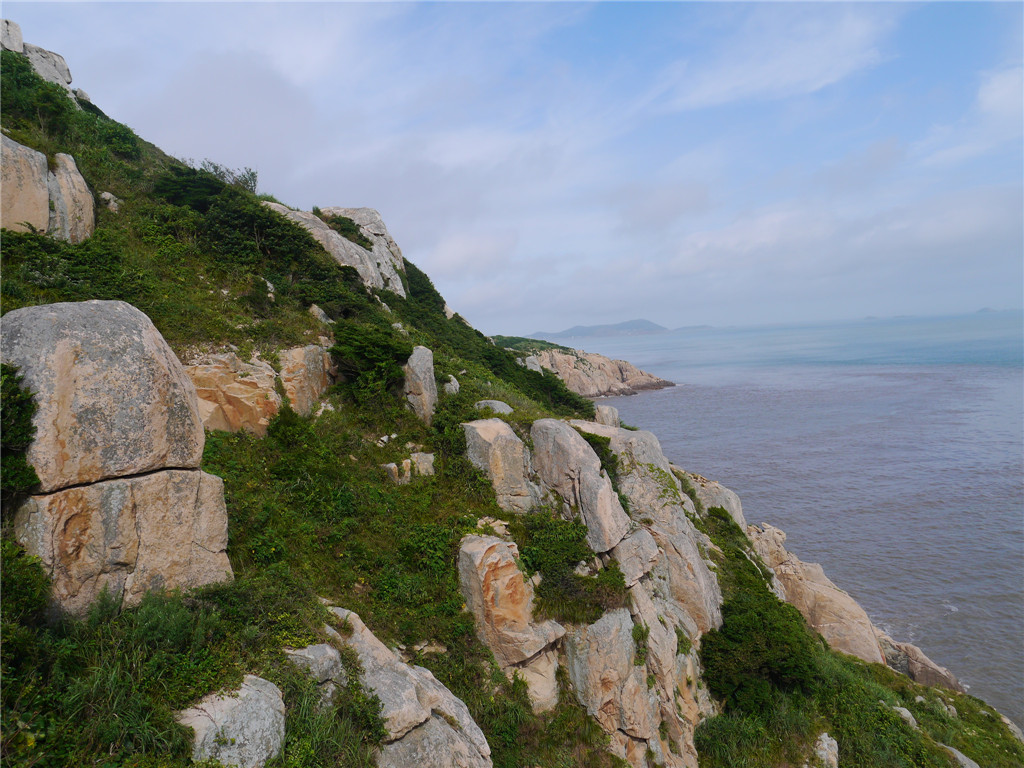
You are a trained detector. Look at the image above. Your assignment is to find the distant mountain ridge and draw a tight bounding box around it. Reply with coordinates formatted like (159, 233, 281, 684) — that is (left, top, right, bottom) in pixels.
(531, 318, 667, 339)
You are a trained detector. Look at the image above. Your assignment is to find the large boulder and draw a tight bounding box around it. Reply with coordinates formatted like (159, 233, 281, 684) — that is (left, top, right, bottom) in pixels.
(326, 608, 492, 767)
(403, 346, 437, 425)
(46, 153, 95, 244)
(13, 469, 231, 615)
(261, 203, 406, 297)
(530, 419, 630, 553)
(279, 344, 335, 416)
(874, 629, 964, 692)
(177, 675, 285, 768)
(185, 352, 282, 436)
(458, 535, 564, 711)
(462, 419, 538, 513)
(1, 300, 204, 492)
(610, 528, 660, 587)
(1, 134, 49, 234)
(749, 523, 884, 664)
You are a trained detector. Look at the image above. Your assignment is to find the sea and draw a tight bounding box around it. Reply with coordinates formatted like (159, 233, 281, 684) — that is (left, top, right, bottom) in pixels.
(566, 310, 1023, 726)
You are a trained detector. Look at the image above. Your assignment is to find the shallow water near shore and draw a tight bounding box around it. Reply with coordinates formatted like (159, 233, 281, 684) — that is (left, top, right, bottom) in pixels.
(572, 311, 1023, 725)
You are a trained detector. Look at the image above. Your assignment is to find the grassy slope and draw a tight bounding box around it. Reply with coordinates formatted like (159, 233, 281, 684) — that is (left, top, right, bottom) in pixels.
(1, 48, 1020, 768)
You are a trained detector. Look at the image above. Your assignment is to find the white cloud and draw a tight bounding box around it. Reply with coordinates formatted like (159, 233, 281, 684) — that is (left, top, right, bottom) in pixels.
(658, 6, 896, 110)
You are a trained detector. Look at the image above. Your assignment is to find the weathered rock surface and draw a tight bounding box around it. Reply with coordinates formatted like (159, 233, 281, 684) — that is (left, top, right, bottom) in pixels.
(1, 300, 204, 492)
(24, 42, 73, 92)
(13, 469, 231, 615)
(46, 152, 95, 243)
(475, 399, 513, 414)
(177, 675, 285, 768)
(262, 203, 406, 297)
(942, 744, 981, 768)
(749, 523, 884, 664)
(279, 344, 335, 416)
(530, 419, 630, 553)
(403, 346, 438, 425)
(529, 348, 674, 397)
(458, 535, 564, 711)
(805, 732, 839, 768)
(595, 404, 620, 427)
(678, 469, 745, 529)
(186, 353, 281, 436)
(1, 19, 24, 52)
(327, 608, 492, 766)
(610, 528, 660, 587)
(572, 421, 722, 635)
(463, 419, 538, 513)
(443, 374, 460, 395)
(564, 609, 659, 742)
(1, 135, 49, 233)
(874, 630, 964, 692)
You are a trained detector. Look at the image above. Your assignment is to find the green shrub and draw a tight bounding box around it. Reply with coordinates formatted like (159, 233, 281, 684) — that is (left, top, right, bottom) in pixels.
(1, 364, 40, 512)
(330, 322, 413, 404)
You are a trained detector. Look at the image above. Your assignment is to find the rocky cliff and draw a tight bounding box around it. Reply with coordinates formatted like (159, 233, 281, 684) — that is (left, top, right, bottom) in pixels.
(521, 347, 675, 398)
(2, 21, 1021, 768)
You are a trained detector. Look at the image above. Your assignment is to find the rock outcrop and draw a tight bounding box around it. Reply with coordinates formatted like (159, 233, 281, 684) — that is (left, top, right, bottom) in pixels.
(326, 608, 492, 768)
(463, 419, 538, 513)
(177, 675, 286, 768)
(2, 300, 232, 615)
(458, 535, 565, 711)
(531, 418, 630, 554)
(1, 18, 24, 52)
(677, 469, 745, 529)
(262, 203, 406, 297)
(403, 346, 438, 425)
(185, 343, 335, 434)
(524, 348, 674, 398)
(1, 136, 95, 242)
(748, 523, 884, 664)
(186, 353, 282, 436)
(874, 629, 964, 692)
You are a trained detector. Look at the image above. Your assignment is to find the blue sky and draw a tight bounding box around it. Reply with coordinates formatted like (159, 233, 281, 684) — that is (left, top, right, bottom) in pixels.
(8, 2, 1022, 335)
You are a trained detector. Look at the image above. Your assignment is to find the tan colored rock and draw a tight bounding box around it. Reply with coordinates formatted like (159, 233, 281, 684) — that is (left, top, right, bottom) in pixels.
(531, 348, 673, 397)
(749, 523, 884, 664)
(47, 153, 94, 243)
(0, 300, 205, 492)
(463, 419, 538, 513)
(458, 535, 564, 711)
(530, 419, 630, 553)
(1, 134, 49, 234)
(611, 529, 660, 587)
(564, 608, 659, 741)
(186, 353, 282, 436)
(13, 469, 231, 616)
(279, 344, 334, 416)
(874, 629, 964, 692)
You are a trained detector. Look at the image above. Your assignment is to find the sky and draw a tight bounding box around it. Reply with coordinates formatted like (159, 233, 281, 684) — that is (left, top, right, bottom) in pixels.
(7, 1, 1023, 336)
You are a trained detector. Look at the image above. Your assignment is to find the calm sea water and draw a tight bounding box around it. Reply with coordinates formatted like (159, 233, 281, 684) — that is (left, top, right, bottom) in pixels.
(569, 311, 1023, 725)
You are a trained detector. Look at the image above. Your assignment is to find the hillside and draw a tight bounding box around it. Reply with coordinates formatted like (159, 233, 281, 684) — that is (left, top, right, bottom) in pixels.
(530, 319, 668, 339)
(2, 22, 1022, 768)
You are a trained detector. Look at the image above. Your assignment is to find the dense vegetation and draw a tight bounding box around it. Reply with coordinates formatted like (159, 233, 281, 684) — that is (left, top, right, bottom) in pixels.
(691, 506, 1024, 768)
(2, 41, 1021, 768)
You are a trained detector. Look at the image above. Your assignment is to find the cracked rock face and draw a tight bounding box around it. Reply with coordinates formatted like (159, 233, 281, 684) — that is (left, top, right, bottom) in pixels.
(458, 535, 565, 712)
(177, 675, 285, 768)
(403, 346, 438, 425)
(1, 301, 204, 492)
(463, 419, 538, 513)
(3, 300, 232, 616)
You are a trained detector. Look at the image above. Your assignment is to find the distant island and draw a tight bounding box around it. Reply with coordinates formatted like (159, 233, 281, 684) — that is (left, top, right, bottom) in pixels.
(530, 318, 667, 339)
